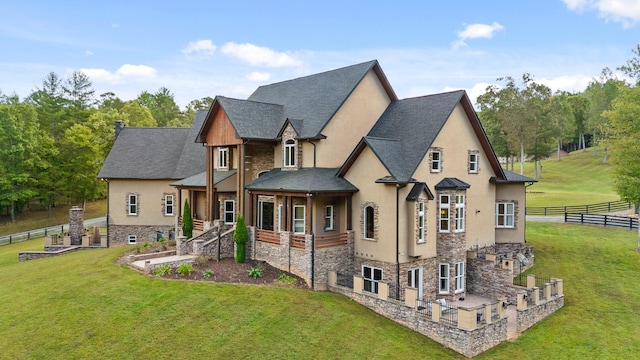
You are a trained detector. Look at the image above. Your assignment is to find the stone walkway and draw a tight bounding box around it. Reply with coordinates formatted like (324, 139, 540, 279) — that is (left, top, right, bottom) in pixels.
(131, 255, 196, 271)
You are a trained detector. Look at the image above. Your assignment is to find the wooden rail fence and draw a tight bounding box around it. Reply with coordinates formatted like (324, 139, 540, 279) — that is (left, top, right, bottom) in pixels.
(525, 200, 632, 216)
(564, 213, 638, 230)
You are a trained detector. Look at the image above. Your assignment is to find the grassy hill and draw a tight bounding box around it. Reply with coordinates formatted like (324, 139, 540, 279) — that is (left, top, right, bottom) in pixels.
(1, 222, 639, 359)
(518, 148, 618, 207)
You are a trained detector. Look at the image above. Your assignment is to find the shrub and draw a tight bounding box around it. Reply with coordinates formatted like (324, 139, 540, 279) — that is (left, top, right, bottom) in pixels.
(248, 265, 263, 279)
(202, 269, 213, 278)
(233, 214, 248, 263)
(176, 263, 194, 277)
(154, 264, 172, 276)
(182, 199, 193, 239)
(276, 272, 297, 285)
(195, 255, 208, 266)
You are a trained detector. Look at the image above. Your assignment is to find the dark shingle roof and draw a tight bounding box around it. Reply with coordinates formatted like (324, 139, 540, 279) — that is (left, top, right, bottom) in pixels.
(98, 110, 206, 180)
(363, 90, 466, 183)
(406, 182, 435, 200)
(247, 60, 381, 139)
(434, 178, 471, 190)
(171, 169, 237, 188)
(490, 169, 536, 183)
(215, 96, 284, 140)
(245, 168, 358, 193)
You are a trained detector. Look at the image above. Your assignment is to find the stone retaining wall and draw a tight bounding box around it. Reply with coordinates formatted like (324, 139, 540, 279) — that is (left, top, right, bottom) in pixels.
(517, 295, 565, 333)
(109, 224, 174, 244)
(19, 247, 82, 262)
(467, 256, 517, 304)
(328, 283, 508, 358)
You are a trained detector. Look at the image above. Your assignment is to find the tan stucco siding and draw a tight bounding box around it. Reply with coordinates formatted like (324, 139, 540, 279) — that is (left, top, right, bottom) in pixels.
(495, 183, 526, 244)
(314, 70, 392, 168)
(412, 103, 502, 250)
(109, 179, 176, 226)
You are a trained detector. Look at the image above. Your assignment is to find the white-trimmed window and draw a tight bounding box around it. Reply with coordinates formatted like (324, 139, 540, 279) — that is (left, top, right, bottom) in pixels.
(439, 195, 450, 233)
(293, 205, 305, 234)
(284, 139, 296, 167)
(496, 202, 515, 228)
(364, 205, 375, 240)
(469, 153, 478, 173)
(325, 205, 334, 231)
(218, 147, 228, 169)
(455, 262, 465, 293)
(417, 201, 425, 243)
(224, 200, 235, 224)
(128, 194, 138, 215)
(164, 194, 174, 216)
(439, 263, 450, 294)
(431, 150, 441, 172)
(127, 235, 137, 244)
(362, 265, 382, 294)
(454, 195, 465, 232)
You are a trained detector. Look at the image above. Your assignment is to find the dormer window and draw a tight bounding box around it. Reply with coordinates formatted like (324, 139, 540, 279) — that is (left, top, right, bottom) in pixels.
(218, 147, 228, 169)
(284, 139, 296, 167)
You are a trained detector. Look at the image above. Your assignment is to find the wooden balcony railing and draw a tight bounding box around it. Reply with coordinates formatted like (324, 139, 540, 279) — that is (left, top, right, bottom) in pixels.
(316, 233, 348, 249)
(256, 229, 280, 245)
(193, 219, 204, 232)
(290, 234, 306, 249)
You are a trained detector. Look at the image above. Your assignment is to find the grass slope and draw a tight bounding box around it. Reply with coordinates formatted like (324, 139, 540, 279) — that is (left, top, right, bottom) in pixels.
(521, 148, 618, 207)
(1, 222, 639, 359)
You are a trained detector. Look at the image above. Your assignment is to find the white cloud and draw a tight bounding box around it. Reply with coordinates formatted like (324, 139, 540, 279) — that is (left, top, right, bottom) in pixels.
(85, 50, 94, 56)
(221, 42, 303, 67)
(246, 71, 271, 82)
(80, 68, 120, 83)
(116, 64, 157, 77)
(181, 39, 217, 56)
(79, 64, 157, 84)
(538, 74, 593, 92)
(453, 22, 504, 49)
(111, 23, 120, 28)
(563, 0, 640, 27)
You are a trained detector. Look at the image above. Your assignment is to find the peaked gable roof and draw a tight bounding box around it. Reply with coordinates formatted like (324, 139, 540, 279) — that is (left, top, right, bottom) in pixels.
(98, 110, 207, 180)
(202, 96, 285, 141)
(338, 90, 505, 183)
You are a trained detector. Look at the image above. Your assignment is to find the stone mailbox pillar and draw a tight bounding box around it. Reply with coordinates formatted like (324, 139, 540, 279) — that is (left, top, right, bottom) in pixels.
(69, 206, 84, 246)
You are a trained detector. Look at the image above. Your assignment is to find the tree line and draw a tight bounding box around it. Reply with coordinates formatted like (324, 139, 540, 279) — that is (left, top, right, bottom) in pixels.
(477, 44, 640, 211)
(0, 71, 212, 222)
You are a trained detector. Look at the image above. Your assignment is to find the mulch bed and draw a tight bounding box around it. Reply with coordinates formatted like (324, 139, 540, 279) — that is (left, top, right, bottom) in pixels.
(119, 245, 308, 289)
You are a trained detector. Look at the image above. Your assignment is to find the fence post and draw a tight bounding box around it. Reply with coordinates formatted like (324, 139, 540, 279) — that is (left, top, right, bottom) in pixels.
(9, 236, 11, 244)
(580, 213, 584, 224)
(564, 212, 567, 223)
(28, 232, 30, 240)
(631, 218, 634, 230)
(604, 215, 608, 227)
(45, 228, 47, 236)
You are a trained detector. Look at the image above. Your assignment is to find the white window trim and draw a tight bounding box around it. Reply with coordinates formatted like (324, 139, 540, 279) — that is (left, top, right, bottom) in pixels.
(164, 194, 174, 216)
(439, 263, 450, 294)
(127, 235, 137, 244)
(431, 150, 442, 172)
(455, 195, 465, 232)
(218, 147, 229, 169)
(293, 205, 305, 234)
(362, 265, 383, 294)
(224, 200, 235, 225)
(284, 139, 296, 167)
(496, 202, 515, 228)
(469, 153, 478, 173)
(363, 205, 375, 240)
(455, 262, 465, 293)
(325, 205, 334, 231)
(439, 195, 450, 233)
(128, 194, 138, 215)
(417, 201, 425, 243)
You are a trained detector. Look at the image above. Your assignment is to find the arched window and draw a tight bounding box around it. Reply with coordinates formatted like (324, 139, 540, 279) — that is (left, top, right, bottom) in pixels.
(284, 139, 296, 167)
(364, 205, 375, 240)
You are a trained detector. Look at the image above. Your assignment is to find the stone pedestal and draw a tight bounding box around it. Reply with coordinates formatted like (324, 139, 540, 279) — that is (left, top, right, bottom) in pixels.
(69, 206, 84, 245)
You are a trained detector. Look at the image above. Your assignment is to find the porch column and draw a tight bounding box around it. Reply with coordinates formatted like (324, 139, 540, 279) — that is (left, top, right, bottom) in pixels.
(306, 195, 312, 234)
(346, 196, 353, 230)
(206, 146, 213, 222)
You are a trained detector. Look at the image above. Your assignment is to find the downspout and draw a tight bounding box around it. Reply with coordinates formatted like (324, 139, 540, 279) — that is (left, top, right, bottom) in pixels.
(310, 194, 315, 290)
(105, 179, 110, 248)
(396, 184, 400, 300)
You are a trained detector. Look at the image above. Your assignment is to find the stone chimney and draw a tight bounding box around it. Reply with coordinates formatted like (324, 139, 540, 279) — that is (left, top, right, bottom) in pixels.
(114, 120, 125, 139)
(69, 206, 84, 246)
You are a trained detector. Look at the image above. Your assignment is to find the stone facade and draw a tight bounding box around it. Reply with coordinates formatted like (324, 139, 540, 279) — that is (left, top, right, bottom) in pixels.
(109, 224, 174, 244)
(69, 206, 84, 245)
(245, 144, 275, 180)
(466, 255, 518, 304)
(281, 124, 301, 171)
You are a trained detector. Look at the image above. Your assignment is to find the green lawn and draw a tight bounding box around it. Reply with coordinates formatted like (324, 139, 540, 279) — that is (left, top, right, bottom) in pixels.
(1, 222, 639, 359)
(520, 148, 618, 207)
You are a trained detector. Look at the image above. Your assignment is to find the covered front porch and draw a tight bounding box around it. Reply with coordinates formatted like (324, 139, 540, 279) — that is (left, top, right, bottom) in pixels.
(245, 167, 358, 289)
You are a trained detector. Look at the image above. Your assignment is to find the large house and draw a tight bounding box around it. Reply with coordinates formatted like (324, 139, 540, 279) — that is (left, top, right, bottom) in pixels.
(100, 60, 535, 299)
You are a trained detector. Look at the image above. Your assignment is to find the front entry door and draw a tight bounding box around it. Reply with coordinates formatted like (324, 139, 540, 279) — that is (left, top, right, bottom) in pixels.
(408, 267, 423, 300)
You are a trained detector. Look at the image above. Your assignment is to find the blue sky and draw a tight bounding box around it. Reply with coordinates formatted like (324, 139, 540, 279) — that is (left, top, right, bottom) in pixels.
(1, 0, 639, 108)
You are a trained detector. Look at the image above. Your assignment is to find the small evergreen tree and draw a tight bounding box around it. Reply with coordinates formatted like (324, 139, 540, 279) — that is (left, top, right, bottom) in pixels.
(182, 199, 193, 239)
(233, 214, 248, 263)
